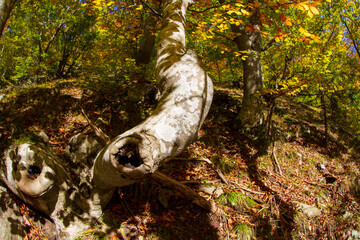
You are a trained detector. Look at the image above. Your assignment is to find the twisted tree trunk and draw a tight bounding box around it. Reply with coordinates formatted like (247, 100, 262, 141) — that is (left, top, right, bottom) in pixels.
(0, 0, 213, 238)
(92, 0, 213, 191)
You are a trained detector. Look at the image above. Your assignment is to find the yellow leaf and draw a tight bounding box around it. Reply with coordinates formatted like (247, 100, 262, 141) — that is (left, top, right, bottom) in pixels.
(314, 36, 322, 43)
(299, 27, 305, 34)
(285, 19, 292, 26)
(93, 0, 102, 5)
(275, 36, 281, 42)
(135, 5, 143, 10)
(310, 6, 319, 15)
(300, 3, 309, 11)
(241, 9, 250, 15)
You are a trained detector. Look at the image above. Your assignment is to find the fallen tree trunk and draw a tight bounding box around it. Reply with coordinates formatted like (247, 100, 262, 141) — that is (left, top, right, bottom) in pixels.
(0, 0, 213, 238)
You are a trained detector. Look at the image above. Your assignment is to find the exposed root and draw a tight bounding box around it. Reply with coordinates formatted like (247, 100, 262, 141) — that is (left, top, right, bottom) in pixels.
(150, 172, 224, 215)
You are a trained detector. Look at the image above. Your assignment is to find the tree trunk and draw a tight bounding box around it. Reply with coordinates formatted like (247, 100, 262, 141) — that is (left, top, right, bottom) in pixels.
(218, 0, 264, 128)
(0, 0, 213, 238)
(233, 10, 264, 128)
(136, 13, 157, 65)
(92, 0, 213, 190)
(0, 0, 17, 38)
(321, 89, 328, 148)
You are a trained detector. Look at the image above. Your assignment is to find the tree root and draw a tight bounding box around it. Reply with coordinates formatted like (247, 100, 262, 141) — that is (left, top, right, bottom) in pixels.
(150, 172, 224, 215)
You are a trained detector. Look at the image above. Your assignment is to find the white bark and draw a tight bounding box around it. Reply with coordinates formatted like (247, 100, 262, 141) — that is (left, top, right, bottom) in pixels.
(0, 0, 213, 238)
(92, 0, 213, 189)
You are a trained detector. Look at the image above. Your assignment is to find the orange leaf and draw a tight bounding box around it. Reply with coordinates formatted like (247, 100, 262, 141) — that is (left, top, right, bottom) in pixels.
(279, 14, 286, 21)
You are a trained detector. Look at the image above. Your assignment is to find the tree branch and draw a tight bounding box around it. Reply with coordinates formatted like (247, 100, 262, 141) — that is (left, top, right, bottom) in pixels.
(139, 0, 162, 18)
(261, 39, 275, 52)
(80, 107, 110, 146)
(342, 17, 360, 59)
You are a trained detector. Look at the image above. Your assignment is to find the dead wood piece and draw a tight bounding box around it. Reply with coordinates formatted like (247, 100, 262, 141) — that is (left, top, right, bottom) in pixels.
(271, 142, 283, 176)
(150, 172, 224, 215)
(304, 180, 331, 189)
(229, 181, 265, 196)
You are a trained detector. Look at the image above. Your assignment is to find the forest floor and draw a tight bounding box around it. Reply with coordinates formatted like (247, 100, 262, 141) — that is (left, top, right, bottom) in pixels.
(1, 77, 360, 240)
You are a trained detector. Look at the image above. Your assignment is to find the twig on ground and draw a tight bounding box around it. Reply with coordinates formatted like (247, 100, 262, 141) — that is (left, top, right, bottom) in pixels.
(304, 180, 331, 189)
(222, 215, 230, 240)
(229, 181, 265, 196)
(271, 142, 283, 176)
(80, 107, 110, 145)
(172, 157, 229, 185)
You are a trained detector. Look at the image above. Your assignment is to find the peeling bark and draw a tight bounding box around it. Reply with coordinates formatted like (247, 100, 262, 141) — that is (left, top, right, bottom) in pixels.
(0, 0, 213, 238)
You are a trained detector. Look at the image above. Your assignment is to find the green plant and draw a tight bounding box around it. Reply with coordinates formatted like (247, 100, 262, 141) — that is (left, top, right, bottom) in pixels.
(233, 223, 254, 240)
(219, 191, 258, 212)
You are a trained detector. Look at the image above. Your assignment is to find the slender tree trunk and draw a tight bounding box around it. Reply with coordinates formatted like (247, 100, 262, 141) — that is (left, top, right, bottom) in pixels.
(218, 0, 264, 128)
(321, 89, 328, 148)
(267, 98, 276, 137)
(0, 0, 17, 38)
(233, 10, 264, 128)
(216, 60, 222, 82)
(136, 13, 157, 65)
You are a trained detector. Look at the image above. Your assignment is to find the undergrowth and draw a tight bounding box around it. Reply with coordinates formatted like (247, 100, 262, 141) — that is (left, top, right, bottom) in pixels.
(1, 80, 360, 239)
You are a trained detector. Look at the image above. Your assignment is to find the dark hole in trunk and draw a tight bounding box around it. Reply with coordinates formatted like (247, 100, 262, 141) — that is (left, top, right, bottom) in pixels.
(114, 143, 142, 168)
(28, 165, 41, 178)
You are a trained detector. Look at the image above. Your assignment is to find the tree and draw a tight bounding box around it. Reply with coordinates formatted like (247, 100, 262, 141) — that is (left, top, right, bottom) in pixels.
(0, 0, 213, 238)
(0, 0, 17, 38)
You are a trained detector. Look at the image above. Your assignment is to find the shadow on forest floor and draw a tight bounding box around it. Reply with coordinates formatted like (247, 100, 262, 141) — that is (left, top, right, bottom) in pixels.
(0, 79, 220, 240)
(1, 81, 360, 239)
(198, 89, 297, 239)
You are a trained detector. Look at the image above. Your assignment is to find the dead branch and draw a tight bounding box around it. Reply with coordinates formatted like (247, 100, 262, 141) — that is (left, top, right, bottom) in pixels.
(80, 107, 110, 145)
(229, 181, 265, 196)
(271, 142, 283, 176)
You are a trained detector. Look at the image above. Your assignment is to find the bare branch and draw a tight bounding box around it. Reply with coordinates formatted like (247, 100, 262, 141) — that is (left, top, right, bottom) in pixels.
(261, 39, 275, 52)
(139, 0, 162, 18)
(80, 107, 110, 145)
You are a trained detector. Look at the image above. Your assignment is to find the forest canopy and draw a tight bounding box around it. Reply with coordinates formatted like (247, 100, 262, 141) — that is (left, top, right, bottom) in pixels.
(1, 0, 360, 134)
